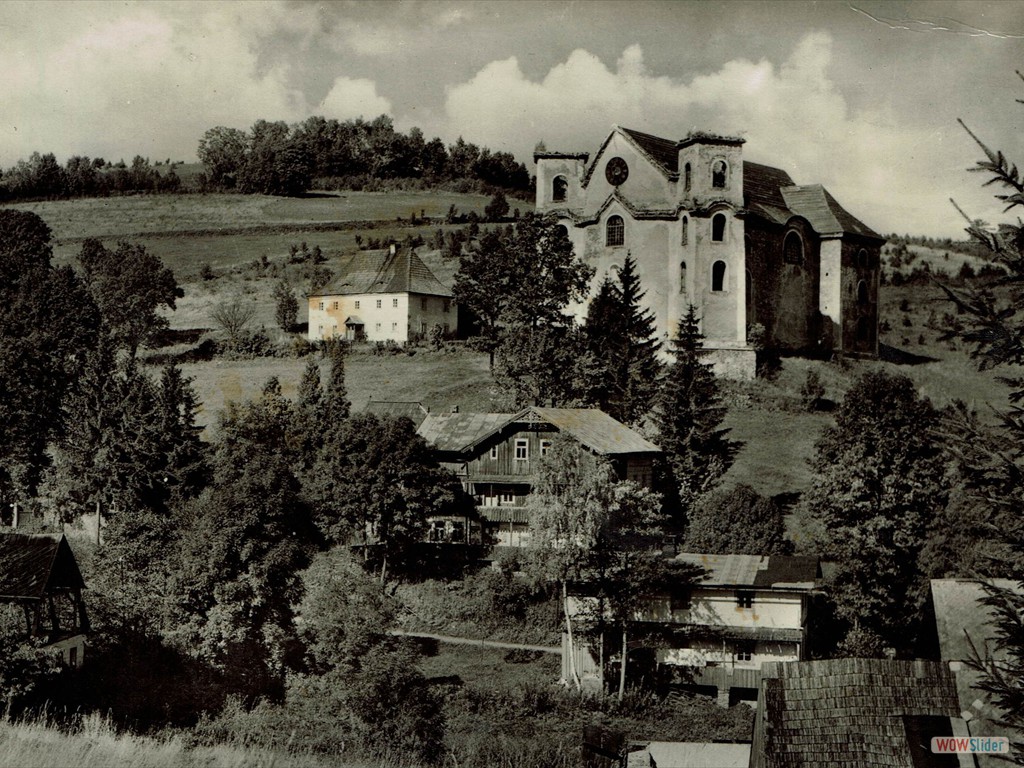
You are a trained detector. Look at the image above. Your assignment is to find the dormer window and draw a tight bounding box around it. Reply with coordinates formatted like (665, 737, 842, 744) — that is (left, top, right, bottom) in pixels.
(712, 160, 727, 189)
(552, 175, 568, 203)
(606, 215, 625, 247)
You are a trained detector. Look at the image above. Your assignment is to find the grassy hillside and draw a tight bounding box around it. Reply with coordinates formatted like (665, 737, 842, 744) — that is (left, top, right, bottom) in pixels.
(7, 190, 492, 268)
(0, 714, 350, 768)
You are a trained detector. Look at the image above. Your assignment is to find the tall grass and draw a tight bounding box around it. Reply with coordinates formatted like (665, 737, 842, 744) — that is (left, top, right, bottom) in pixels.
(0, 712, 377, 768)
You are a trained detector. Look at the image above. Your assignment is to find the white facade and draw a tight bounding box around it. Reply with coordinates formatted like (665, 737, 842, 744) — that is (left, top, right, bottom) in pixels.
(308, 292, 455, 343)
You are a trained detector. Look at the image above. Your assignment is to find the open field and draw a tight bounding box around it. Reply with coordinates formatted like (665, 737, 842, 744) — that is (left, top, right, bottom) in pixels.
(9, 190, 492, 270)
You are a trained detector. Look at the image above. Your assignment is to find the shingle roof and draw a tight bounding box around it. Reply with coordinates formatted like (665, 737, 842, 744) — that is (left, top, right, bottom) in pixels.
(418, 412, 511, 452)
(0, 533, 85, 600)
(931, 578, 1020, 663)
(752, 658, 962, 768)
(364, 400, 430, 428)
(672, 553, 820, 589)
(781, 184, 884, 241)
(313, 248, 453, 298)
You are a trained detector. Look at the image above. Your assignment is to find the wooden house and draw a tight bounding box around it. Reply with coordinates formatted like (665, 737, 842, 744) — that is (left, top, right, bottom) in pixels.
(417, 406, 661, 547)
(307, 245, 456, 343)
(0, 533, 88, 667)
(564, 553, 820, 706)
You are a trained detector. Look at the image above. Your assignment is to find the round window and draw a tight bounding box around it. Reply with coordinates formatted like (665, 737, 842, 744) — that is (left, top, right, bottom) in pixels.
(605, 157, 629, 186)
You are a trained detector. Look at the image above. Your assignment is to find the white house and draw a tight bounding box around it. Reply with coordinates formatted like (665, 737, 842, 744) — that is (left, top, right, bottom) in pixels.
(307, 245, 456, 343)
(563, 552, 820, 706)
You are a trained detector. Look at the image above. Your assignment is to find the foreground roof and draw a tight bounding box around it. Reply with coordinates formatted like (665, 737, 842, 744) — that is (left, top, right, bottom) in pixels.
(312, 247, 453, 298)
(0, 533, 85, 600)
(780, 184, 884, 241)
(672, 553, 820, 590)
(931, 578, 1020, 663)
(751, 658, 963, 768)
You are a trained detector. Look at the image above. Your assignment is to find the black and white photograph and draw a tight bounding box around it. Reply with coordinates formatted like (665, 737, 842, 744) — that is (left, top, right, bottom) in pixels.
(0, 1, 1022, 765)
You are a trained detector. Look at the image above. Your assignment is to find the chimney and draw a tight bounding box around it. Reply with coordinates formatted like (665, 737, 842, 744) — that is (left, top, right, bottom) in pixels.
(389, 243, 396, 256)
(450, 405, 459, 414)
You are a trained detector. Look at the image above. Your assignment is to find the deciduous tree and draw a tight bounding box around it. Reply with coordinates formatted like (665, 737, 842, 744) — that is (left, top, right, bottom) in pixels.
(78, 238, 181, 357)
(683, 484, 788, 555)
(803, 370, 947, 656)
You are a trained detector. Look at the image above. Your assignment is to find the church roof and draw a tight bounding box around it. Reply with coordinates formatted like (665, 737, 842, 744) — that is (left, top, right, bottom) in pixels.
(312, 248, 453, 298)
(743, 161, 796, 210)
(0, 533, 85, 601)
(781, 184, 884, 241)
(620, 127, 682, 174)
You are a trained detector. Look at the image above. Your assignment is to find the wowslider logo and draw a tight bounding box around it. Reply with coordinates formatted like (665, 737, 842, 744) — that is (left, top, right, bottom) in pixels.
(931, 736, 1009, 754)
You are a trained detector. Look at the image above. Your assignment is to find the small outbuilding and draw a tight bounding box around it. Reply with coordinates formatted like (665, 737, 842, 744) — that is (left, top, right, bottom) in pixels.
(0, 533, 88, 667)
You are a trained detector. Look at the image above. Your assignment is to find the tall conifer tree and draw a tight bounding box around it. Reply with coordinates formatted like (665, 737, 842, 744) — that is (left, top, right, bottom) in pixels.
(654, 305, 736, 515)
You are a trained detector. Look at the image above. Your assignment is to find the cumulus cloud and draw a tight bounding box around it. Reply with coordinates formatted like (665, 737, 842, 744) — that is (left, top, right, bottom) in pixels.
(0, 2, 309, 164)
(440, 32, 976, 236)
(318, 77, 393, 121)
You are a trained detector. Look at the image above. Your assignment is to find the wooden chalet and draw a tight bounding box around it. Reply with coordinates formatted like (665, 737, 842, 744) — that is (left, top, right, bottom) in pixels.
(417, 407, 661, 547)
(0, 533, 88, 667)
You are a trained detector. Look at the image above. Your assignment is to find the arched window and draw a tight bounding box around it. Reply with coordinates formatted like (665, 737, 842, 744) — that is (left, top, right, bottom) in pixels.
(712, 260, 727, 292)
(552, 175, 568, 203)
(712, 159, 727, 188)
(679, 261, 687, 294)
(857, 279, 869, 306)
(857, 248, 869, 270)
(681, 216, 689, 246)
(555, 224, 569, 240)
(684, 162, 692, 191)
(606, 215, 625, 247)
(784, 231, 804, 265)
(712, 213, 726, 242)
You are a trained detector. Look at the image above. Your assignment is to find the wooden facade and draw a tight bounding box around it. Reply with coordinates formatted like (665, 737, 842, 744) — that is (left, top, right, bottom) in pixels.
(418, 407, 662, 548)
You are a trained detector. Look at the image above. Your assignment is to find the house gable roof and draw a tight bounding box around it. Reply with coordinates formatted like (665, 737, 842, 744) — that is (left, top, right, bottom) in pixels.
(417, 407, 661, 456)
(313, 248, 453, 298)
(672, 553, 820, 590)
(0, 533, 85, 601)
(752, 658, 962, 767)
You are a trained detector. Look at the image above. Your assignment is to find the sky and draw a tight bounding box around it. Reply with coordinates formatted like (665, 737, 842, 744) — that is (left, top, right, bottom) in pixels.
(2, 0, 1024, 237)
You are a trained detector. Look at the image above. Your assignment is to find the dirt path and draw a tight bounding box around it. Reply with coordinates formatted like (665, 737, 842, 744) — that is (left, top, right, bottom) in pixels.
(389, 629, 561, 655)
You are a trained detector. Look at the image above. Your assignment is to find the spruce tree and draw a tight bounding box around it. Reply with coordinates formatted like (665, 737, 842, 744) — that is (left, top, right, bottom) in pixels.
(584, 257, 662, 424)
(939, 79, 1024, 760)
(654, 305, 736, 515)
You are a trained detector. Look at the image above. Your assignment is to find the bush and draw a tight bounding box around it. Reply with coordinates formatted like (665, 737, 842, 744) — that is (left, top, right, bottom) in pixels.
(800, 369, 826, 411)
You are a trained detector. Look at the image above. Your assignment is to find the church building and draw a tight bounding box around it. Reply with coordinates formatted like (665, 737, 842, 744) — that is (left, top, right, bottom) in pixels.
(535, 127, 885, 377)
